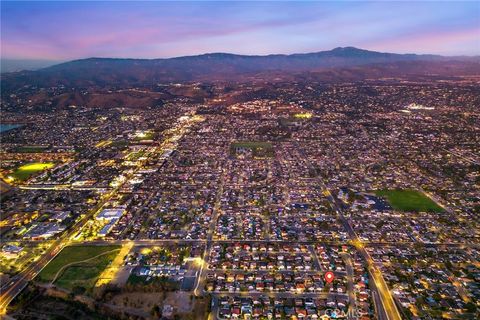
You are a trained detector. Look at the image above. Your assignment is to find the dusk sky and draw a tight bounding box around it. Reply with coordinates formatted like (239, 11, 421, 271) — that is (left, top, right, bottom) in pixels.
(1, 1, 479, 62)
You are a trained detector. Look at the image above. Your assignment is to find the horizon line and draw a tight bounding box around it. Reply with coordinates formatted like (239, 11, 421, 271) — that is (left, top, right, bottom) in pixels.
(2, 46, 480, 63)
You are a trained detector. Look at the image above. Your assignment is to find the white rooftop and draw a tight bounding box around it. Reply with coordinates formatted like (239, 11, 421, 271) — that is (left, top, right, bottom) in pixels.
(97, 208, 124, 220)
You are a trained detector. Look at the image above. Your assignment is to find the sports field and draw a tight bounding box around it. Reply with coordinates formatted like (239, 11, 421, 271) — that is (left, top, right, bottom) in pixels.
(11, 162, 54, 181)
(37, 245, 120, 290)
(375, 189, 444, 212)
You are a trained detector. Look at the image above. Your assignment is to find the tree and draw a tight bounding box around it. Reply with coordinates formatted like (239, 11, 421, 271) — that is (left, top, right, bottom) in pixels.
(72, 285, 86, 295)
(151, 304, 161, 318)
(465, 302, 477, 313)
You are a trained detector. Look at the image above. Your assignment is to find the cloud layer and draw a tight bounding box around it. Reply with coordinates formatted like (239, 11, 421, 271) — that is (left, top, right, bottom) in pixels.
(1, 1, 479, 60)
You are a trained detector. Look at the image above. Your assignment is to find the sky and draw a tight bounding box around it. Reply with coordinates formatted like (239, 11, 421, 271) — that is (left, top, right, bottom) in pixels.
(1, 0, 479, 63)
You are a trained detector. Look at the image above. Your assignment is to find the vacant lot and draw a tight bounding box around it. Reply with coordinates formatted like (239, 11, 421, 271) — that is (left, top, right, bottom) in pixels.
(11, 162, 54, 181)
(37, 245, 120, 286)
(109, 291, 199, 316)
(375, 189, 444, 212)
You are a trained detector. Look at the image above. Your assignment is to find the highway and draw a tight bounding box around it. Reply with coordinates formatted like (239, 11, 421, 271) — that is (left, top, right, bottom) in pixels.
(2, 127, 467, 319)
(0, 111, 201, 316)
(0, 177, 126, 314)
(1, 225, 73, 313)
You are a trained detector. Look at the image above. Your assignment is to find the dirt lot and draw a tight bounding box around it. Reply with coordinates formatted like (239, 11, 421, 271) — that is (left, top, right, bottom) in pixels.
(109, 291, 208, 318)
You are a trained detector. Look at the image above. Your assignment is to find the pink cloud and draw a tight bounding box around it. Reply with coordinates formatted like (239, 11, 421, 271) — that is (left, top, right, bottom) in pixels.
(2, 11, 309, 60)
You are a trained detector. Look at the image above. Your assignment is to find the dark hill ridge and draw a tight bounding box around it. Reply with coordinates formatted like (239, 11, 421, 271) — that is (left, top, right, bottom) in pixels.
(2, 47, 479, 90)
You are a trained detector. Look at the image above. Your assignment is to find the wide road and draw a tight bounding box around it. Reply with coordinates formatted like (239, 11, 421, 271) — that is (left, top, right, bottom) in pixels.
(16, 237, 478, 248)
(1, 225, 73, 314)
(211, 291, 348, 299)
(330, 193, 402, 320)
(193, 167, 225, 297)
(293, 140, 401, 320)
(341, 252, 357, 320)
(1, 112, 200, 316)
(0, 180, 122, 315)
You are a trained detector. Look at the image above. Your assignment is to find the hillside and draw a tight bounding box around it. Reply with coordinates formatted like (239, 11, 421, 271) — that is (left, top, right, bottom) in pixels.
(2, 47, 479, 92)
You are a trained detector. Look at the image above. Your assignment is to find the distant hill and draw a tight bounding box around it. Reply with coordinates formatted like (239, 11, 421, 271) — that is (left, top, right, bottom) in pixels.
(2, 47, 479, 91)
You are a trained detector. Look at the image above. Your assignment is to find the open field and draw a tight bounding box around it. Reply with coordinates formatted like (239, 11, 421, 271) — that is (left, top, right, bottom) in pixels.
(230, 141, 274, 158)
(54, 250, 119, 290)
(10, 162, 54, 181)
(126, 150, 145, 161)
(375, 189, 444, 212)
(37, 245, 120, 283)
(109, 291, 198, 316)
(110, 140, 129, 149)
(134, 131, 154, 141)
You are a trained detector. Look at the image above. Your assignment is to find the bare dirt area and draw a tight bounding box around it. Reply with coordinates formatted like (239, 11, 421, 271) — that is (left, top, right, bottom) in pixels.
(108, 291, 207, 318)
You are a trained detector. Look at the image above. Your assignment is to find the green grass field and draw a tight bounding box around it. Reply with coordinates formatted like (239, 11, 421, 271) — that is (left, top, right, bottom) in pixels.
(231, 141, 274, 158)
(11, 162, 55, 181)
(126, 150, 145, 161)
(134, 131, 154, 141)
(54, 251, 119, 290)
(375, 189, 444, 213)
(110, 140, 129, 149)
(37, 245, 120, 284)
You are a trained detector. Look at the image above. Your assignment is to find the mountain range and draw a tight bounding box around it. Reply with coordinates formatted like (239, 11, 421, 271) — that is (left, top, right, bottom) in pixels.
(2, 47, 480, 91)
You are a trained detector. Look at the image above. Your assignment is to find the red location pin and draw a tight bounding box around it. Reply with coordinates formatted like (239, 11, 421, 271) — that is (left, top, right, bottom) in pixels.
(324, 271, 335, 284)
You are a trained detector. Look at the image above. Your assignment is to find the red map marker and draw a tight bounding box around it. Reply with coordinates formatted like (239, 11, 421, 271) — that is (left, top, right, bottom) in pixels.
(324, 271, 335, 284)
